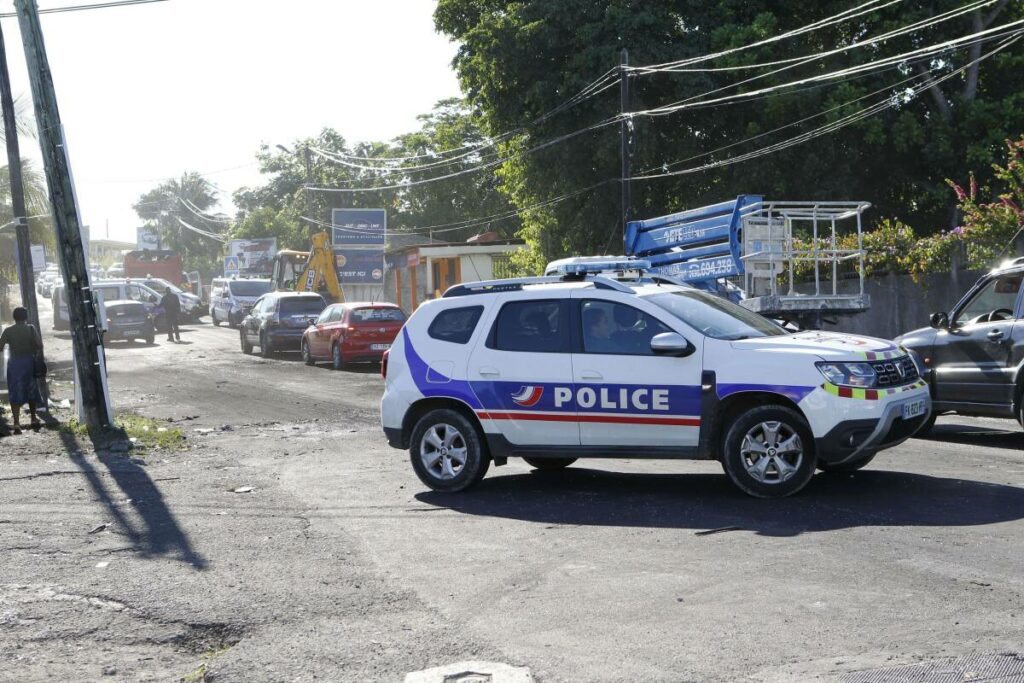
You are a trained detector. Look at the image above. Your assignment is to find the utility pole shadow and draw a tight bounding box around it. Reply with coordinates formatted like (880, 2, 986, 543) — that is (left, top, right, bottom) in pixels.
(58, 427, 207, 570)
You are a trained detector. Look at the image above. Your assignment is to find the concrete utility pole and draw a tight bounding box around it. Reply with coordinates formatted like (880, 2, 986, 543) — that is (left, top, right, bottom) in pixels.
(0, 20, 48, 409)
(619, 48, 632, 244)
(14, 0, 112, 433)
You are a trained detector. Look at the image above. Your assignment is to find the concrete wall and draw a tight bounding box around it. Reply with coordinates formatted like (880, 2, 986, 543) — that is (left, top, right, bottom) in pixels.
(802, 269, 984, 340)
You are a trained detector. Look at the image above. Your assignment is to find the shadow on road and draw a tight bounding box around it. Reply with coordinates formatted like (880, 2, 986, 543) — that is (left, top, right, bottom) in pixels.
(58, 428, 207, 569)
(416, 467, 1024, 537)
(920, 422, 1024, 451)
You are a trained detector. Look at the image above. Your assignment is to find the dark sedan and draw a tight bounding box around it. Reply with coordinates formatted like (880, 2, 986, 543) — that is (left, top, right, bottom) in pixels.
(896, 260, 1024, 432)
(240, 292, 326, 358)
(103, 300, 155, 344)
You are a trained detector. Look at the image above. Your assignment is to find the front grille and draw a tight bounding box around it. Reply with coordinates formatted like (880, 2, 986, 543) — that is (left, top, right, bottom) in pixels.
(872, 355, 918, 387)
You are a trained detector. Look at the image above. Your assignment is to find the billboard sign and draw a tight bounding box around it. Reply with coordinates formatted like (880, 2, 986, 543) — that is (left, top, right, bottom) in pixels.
(334, 248, 385, 285)
(227, 238, 277, 276)
(137, 225, 160, 250)
(331, 208, 386, 246)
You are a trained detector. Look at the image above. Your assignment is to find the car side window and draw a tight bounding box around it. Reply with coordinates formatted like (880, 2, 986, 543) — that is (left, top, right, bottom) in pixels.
(97, 286, 119, 303)
(428, 306, 483, 344)
(251, 297, 265, 314)
(580, 299, 673, 355)
(316, 306, 334, 324)
(330, 307, 345, 323)
(126, 285, 146, 302)
(954, 273, 1023, 325)
(491, 300, 568, 353)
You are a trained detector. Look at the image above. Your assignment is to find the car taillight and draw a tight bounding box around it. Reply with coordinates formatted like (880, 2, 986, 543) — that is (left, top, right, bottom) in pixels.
(381, 349, 389, 379)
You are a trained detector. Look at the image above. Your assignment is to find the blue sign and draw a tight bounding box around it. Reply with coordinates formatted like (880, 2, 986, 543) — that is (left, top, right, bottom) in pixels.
(332, 208, 386, 246)
(224, 255, 240, 276)
(334, 247, 384, 285)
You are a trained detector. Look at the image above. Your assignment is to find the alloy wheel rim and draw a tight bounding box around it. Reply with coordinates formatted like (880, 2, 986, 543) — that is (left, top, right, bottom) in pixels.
(419, 423, 467, 480)
(740, 420, 803, 485)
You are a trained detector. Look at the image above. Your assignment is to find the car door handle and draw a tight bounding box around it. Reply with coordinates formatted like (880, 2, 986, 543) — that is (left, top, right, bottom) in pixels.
(987, 329, 1005, 341)
(478, 367, 500, 377)
(579, 371, 603, 380)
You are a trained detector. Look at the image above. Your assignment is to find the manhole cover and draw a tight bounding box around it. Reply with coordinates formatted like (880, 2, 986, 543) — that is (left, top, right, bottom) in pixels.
(405, 661, 532, 683)
(842, 653, 1024, 682)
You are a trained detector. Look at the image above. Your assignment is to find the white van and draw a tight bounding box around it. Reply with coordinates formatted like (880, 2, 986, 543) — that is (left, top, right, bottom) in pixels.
(209, 278, 274, 327)
(53, 279, 163, 331)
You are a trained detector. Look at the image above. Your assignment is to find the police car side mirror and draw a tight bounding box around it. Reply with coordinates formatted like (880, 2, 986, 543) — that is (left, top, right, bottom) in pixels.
(929, 312, 949, 329)
(650, 332, 695, 357)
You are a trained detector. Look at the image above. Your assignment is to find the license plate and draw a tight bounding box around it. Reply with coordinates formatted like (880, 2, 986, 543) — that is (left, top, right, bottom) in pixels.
(371, 343, 391, 351)
(123, 330, 139, 338)
(901, 398, 927, 420)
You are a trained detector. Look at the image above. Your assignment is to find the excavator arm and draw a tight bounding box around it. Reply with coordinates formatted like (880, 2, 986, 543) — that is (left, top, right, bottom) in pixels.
(294, 232, 345, 303)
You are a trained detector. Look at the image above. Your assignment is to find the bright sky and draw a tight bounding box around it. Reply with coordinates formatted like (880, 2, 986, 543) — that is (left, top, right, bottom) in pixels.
(0, 0, 461, 243)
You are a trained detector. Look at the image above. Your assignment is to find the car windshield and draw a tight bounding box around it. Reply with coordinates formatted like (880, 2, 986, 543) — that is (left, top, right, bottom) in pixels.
(230, 280, 273, 297)
(280, 297, 325, 315)
(350, 307, 405, 323)
(647, 289, 787, 340)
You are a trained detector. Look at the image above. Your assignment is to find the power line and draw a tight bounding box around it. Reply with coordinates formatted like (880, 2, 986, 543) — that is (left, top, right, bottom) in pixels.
(631, 33, 1022, 183)
(0, 0, 168, 18)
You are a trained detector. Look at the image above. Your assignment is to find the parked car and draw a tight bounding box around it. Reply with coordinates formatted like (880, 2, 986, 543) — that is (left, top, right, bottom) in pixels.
(239, 292, 326, 358)
(301, 302, 406, 369)
(896, 258, 1024, 433)
(210, 277, 274, 327)
(53, 279, 164, 331)
(102, 300, 155, 344)
(105, 264, 124, 278)
(134, 277, 204, 320)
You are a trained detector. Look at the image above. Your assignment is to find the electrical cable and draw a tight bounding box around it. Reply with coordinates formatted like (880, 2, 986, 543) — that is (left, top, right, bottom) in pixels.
(0, 0, 168, 19)
(175, 216, 226, 243)
(631, 33, 1022, 183)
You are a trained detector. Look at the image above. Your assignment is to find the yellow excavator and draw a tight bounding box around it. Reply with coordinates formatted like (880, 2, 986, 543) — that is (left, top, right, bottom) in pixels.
(270, 231, 346, 303)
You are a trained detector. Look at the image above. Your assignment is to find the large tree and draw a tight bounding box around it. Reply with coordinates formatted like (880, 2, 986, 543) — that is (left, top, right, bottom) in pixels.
(230, 99, 520, 249)
(435, 0, 1024, 268)
(133, 172, 225, 277)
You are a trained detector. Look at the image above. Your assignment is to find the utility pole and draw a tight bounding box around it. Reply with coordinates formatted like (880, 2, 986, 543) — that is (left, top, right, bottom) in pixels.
(14, 0, 112, 434)
(619, 48, 632, 245)
(0, 20, 48, 409)
(303, 145, 314, 238)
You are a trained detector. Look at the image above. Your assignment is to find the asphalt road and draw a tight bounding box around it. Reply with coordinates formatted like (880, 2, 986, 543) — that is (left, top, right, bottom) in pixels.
(3, 298, 1023, 681)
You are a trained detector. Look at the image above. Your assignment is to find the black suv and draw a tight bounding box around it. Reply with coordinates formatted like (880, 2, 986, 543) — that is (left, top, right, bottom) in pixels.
(896, 259, 1024, 431)
(240, 292, 326, 358)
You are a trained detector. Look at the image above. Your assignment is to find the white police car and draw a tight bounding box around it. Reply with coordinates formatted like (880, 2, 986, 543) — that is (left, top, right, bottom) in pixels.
(380, 260, 931, 498)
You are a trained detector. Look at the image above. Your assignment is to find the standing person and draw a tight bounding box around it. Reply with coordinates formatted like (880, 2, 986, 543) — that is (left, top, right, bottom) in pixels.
(160, 288, 181, 342)
(0, 307, 43, 434)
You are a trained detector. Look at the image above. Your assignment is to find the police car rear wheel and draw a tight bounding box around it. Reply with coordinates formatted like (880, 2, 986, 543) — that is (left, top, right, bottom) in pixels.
(522, 457, 577, 471)
(721, 406, 816, 498)
(410, 409, 489, 492)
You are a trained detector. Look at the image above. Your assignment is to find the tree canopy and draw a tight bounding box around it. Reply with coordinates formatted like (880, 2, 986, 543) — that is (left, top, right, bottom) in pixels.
(435, 0, 1024, 266)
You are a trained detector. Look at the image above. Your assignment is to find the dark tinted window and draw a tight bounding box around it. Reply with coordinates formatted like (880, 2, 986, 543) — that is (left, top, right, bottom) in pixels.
(351, 307, 405, 323)
(280, 297, 326, 315)
(428, 306, 483, 344)
(229, 280, 273, 297)
(580, 300, 673, 355)
(493, 300, 567, 353)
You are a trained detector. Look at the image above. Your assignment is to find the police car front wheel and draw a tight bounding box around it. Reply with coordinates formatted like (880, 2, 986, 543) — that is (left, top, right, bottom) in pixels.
(410, 409, 490, 492)
(721, 405, 816, 498)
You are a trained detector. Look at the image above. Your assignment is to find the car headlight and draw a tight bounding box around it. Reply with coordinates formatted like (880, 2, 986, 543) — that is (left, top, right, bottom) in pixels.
(816, 361, 878, 388)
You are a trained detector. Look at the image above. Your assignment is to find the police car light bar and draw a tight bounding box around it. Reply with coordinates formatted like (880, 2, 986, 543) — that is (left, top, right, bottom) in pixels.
(552, 258, 651, 276)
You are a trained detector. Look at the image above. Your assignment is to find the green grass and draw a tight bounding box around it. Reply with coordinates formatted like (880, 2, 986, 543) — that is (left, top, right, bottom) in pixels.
(59, 413, 185, 452)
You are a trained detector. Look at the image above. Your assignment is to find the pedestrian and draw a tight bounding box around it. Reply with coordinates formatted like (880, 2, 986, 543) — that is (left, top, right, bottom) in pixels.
(0, 307, 43, 435)
(160, 288, 181, 342)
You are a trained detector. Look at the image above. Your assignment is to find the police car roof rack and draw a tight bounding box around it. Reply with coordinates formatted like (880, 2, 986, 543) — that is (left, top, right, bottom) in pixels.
(442, 274, 634, 298)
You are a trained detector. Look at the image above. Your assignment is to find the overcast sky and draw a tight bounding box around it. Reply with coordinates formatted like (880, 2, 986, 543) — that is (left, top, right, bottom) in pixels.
(0, 0, 461, 244)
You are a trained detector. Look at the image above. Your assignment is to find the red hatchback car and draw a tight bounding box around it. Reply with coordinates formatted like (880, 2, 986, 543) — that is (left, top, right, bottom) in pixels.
(302, 302, 406, 369)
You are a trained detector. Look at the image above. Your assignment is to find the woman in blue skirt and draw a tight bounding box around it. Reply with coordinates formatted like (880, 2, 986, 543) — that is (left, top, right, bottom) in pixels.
(0, 307, 43, 434)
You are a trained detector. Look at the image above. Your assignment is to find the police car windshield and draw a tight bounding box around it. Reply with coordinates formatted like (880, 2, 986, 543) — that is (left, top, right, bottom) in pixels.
(648, 290, 786, 340)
